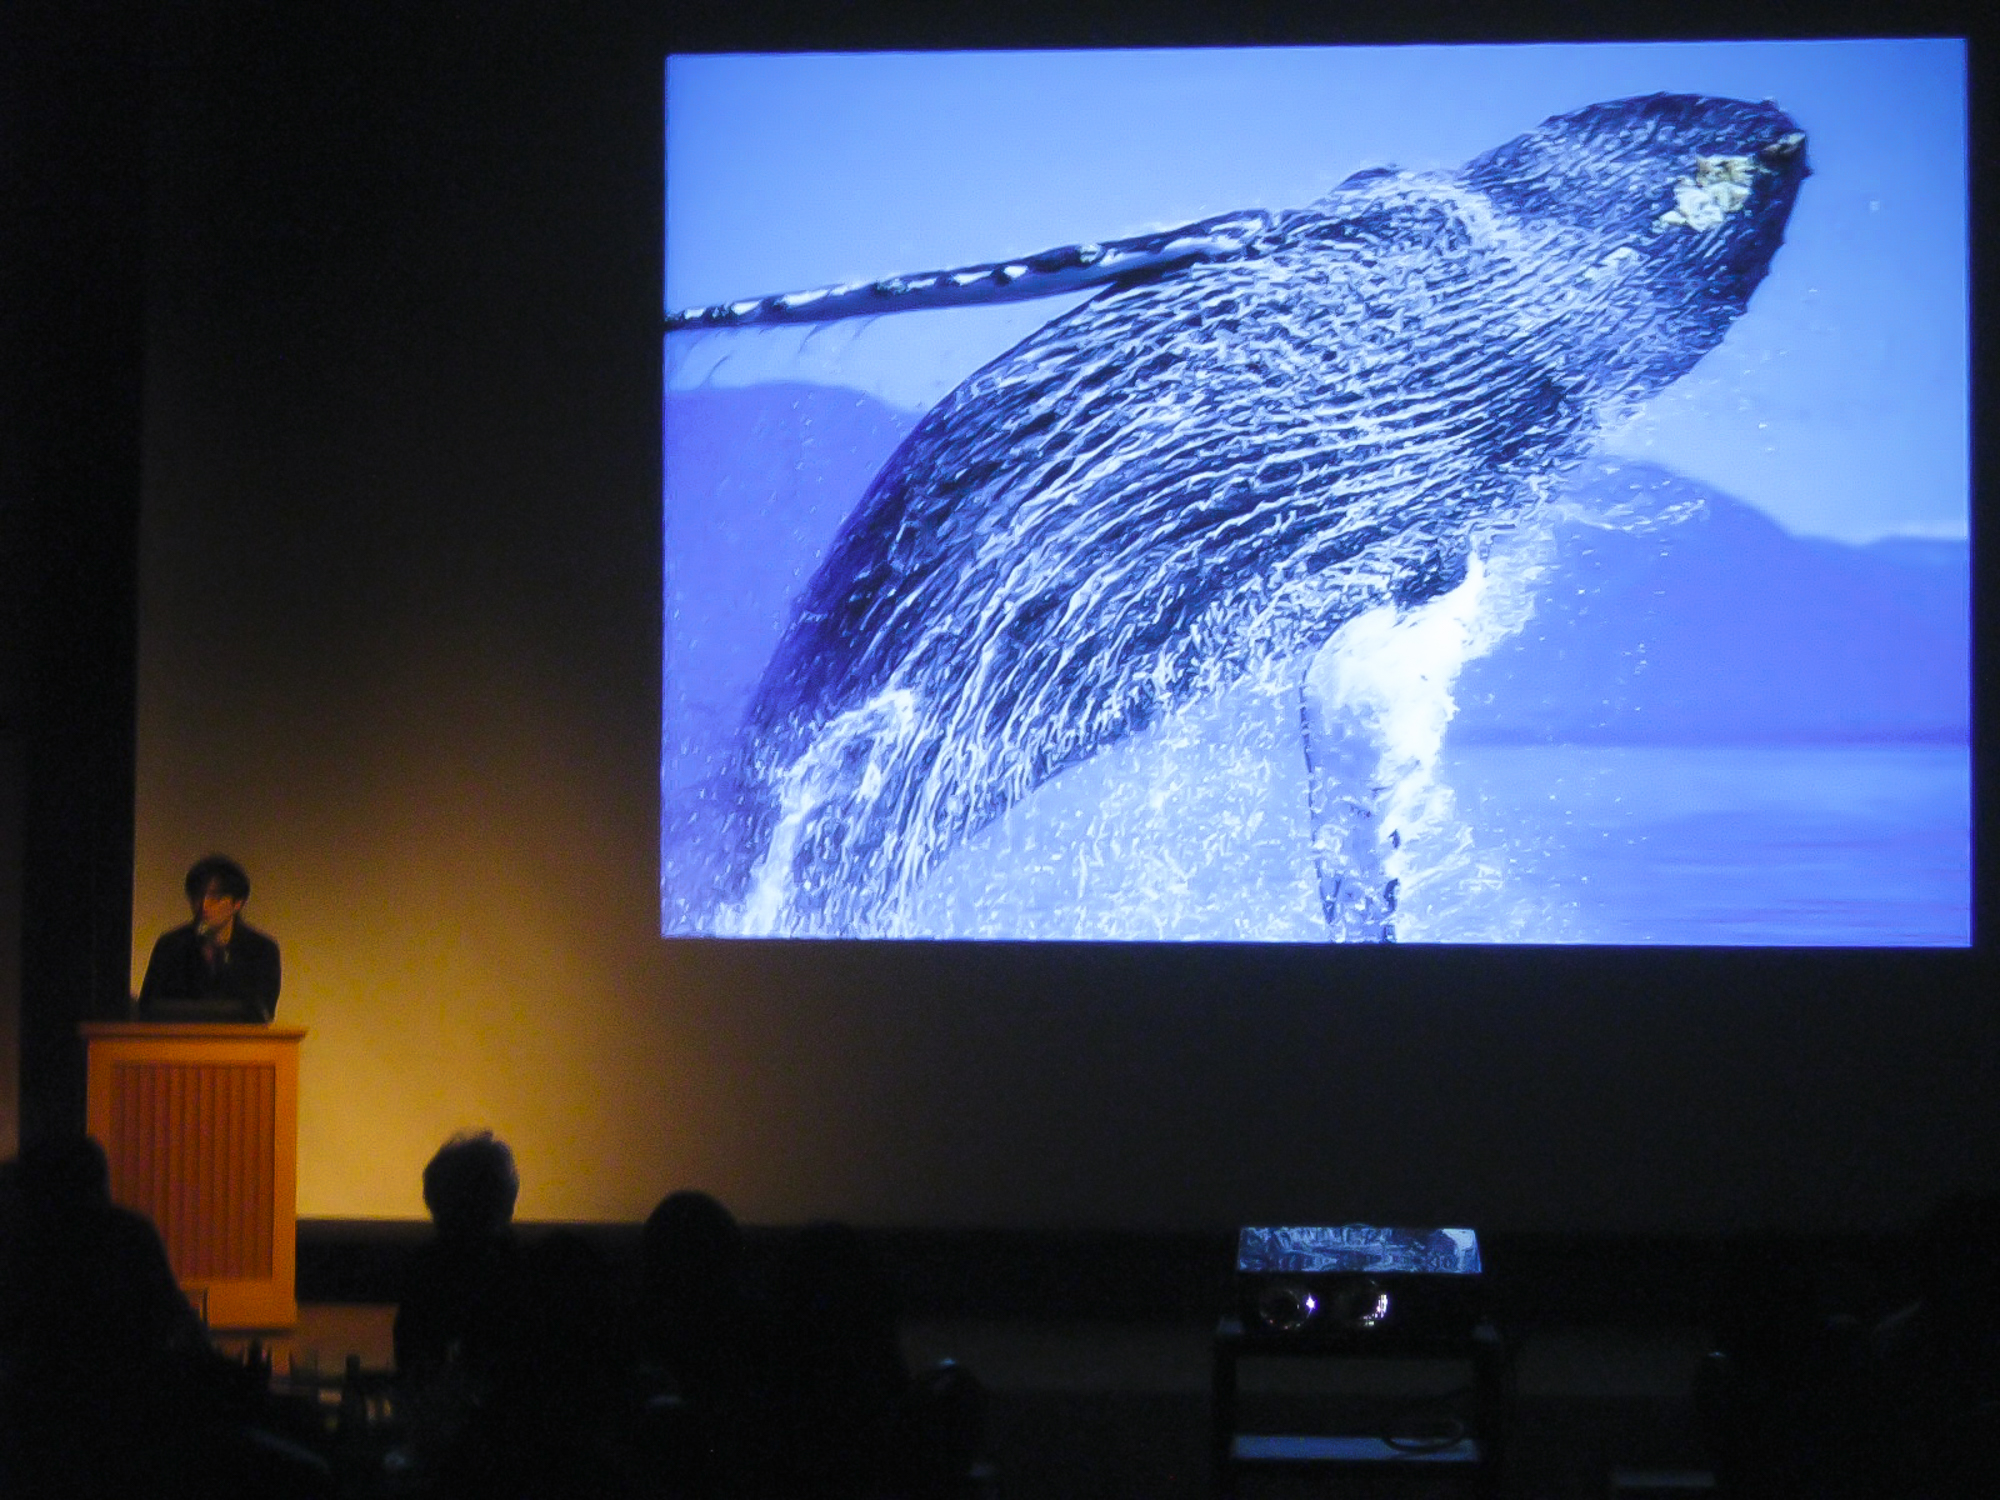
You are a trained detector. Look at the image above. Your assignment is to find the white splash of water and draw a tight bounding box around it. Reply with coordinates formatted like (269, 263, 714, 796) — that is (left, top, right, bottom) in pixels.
(1304, 539, 1546, 937)
(720, 686, 922, 936)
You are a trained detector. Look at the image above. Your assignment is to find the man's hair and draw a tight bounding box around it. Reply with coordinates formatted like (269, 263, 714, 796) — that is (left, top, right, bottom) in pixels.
(184, 854, 251, 903)
(422, 1130, 519, 1236)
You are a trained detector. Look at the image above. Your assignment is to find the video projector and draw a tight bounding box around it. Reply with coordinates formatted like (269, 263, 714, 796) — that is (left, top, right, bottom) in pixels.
(1235, 1225, 1485, 1347)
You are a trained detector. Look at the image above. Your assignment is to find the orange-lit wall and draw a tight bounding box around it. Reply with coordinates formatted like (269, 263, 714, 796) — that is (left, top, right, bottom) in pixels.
(129, 3, 1996, 1232)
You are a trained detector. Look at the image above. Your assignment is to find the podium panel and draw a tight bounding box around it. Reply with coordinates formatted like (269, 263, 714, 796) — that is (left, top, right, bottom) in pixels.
(82, 1023, 305, 1329)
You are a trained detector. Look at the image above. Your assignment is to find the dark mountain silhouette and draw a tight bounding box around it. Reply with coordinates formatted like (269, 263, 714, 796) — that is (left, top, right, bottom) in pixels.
(664, 380, 918, 765)
(1452, 460, 1968, 745)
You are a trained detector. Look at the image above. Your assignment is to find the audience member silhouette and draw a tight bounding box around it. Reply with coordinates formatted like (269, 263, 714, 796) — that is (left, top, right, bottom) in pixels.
(1854, 1190, 2000, 1497)
(0, 1133, 328, 1499)
(393, 1129, 524, 1386)
(760, 1220, 985, 1499)
(436, 1229, 647, 1500)
(636, 1190, 774, 1496)
(763, 1220, 912, 1495)
(1708, 1189, 2000, 1500)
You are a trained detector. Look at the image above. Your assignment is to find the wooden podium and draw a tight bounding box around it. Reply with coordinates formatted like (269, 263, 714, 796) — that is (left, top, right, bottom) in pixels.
(81, 1022, 305, 1329)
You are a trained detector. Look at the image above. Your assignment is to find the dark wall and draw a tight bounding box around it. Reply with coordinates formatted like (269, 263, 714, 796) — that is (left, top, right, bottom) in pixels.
(3, 0, 149, 1149)
(26, 0, 2000, 1231)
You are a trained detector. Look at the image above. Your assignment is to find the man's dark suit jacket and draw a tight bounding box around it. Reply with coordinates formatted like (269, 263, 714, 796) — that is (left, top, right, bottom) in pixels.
(138, 921, 281, 1022)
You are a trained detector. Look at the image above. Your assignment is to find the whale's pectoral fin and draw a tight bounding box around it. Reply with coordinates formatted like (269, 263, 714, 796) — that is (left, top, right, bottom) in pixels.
(665, 208, 1276, 331)
(1298, 666, 1398, 944)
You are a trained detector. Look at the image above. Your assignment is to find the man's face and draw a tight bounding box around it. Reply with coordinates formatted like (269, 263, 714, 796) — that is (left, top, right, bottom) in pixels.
(195, 879, 245, 933)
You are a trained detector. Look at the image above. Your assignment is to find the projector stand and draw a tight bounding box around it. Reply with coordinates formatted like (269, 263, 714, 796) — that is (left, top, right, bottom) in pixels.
(1211, 1316, 1508, 1497)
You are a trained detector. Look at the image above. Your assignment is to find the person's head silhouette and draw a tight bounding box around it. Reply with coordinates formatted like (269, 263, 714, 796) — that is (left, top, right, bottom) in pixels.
(422, 1130, 518, 1241)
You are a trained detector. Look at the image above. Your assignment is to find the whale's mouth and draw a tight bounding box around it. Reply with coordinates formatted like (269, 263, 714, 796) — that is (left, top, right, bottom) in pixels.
(1759, 130, 1808, 165)
(1758, 128, 1812, 188)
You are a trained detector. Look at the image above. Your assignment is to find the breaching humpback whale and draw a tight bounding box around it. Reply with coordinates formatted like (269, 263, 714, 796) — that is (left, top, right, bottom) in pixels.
(669, 94, 1810, 938)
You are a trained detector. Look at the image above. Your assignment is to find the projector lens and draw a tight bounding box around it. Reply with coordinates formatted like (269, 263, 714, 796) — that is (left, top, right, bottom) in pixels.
(1255, 1282, 1318, 1333)
(1334, 1278, 1394, 1330)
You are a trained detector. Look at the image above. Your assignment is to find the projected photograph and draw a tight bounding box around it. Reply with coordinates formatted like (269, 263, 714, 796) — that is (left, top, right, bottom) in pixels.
(663, 41, 1969, 945)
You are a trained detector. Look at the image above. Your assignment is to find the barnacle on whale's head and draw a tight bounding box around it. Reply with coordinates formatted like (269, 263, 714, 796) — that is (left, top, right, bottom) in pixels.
(1655, 153, 1762, 231)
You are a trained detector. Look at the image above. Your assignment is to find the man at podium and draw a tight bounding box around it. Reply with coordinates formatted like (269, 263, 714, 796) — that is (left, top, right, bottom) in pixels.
(137, 855, 281, 1022)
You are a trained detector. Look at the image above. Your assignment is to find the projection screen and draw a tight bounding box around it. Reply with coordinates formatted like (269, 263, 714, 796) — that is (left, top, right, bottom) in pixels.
(663, 39, 1969, 945)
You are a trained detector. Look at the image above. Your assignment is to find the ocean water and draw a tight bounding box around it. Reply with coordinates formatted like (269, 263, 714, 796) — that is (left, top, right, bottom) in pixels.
(904, 723, 1969, 947)
(892, 553, 1968, 948)
(1414, 742, 1970, 946)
